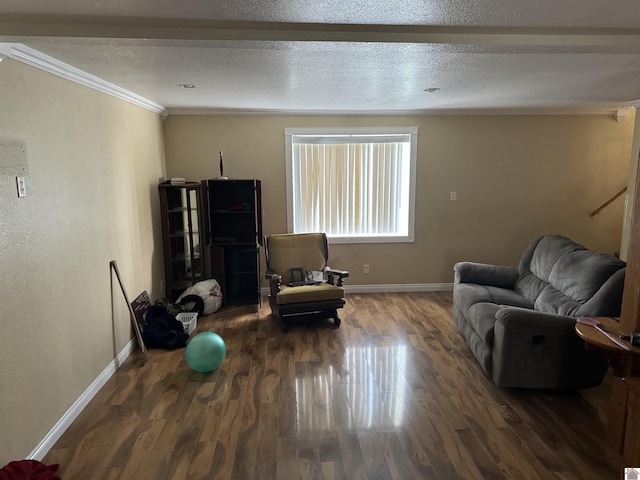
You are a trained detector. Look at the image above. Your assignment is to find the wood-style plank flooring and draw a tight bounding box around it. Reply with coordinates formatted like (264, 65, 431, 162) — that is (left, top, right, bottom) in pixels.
(43, 292, 621, 479)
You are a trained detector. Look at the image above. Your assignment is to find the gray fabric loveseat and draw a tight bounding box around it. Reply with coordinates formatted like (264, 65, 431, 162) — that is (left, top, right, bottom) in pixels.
(453, 234, 626, 389)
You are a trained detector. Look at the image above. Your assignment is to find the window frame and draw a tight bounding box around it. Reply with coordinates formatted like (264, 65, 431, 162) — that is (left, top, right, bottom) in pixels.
(284, 126, 418, 244)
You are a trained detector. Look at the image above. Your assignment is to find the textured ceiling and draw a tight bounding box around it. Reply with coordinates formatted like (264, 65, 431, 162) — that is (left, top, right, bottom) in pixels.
(1, 1, 640, 114)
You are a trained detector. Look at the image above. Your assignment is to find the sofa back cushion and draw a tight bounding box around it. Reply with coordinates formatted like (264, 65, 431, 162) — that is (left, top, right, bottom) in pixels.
(515, 234, 626, 317)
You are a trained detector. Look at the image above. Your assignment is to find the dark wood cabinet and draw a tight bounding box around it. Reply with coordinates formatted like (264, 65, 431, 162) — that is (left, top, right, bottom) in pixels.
(205, 179, 262, 305)
(158, 181, 205, 301)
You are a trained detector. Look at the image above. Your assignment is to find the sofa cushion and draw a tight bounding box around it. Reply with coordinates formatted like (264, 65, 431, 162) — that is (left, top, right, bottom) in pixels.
(467, 302, 502, 346)
(515, 234, 625, 316)
(548, 249, 625, 303)
(454, 283, 533, 319)
(534, 285, 582, 316)
(454, 283, 533, 351)
(514, 270, 549, 306)
(515, 234, 582, 303)
(462, 319, 493, 376)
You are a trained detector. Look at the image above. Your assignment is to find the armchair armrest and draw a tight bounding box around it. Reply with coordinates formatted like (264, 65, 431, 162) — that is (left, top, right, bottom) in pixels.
(454, 261, 518, 289)
(265, 271, 282, 295)
(326, 267, 349, 286)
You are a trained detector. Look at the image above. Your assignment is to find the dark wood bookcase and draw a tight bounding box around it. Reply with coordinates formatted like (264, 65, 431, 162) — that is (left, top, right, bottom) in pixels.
(158, 181, 205, 301)
(205, 179, 263, 305)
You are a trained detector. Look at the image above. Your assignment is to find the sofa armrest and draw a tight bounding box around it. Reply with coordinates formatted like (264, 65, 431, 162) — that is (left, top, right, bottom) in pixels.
(491, 306, 608, 389)
(454, 262, 518, 289)
(495, 306, 577, 335)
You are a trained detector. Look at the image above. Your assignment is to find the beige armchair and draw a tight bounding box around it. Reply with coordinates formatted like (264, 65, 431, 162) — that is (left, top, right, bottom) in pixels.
(265, 233, 349, 330)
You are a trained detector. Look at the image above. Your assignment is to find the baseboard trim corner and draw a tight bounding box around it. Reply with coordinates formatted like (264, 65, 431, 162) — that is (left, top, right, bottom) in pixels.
(28, 339, 136, 460)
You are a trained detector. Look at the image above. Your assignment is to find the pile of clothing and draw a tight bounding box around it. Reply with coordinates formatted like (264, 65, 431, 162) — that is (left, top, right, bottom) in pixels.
(0, 460, 60, 480)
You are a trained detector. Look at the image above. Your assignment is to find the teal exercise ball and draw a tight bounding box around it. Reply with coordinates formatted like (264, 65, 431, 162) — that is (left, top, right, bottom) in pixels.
(185, 332, 227, 372)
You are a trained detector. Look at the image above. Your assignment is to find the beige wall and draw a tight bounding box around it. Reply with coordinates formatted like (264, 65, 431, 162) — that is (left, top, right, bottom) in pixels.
(0, 59, 166, 464)
(164, 114, 635, 286)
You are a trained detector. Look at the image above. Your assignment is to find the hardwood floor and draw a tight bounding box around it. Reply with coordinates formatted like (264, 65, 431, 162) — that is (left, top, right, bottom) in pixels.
(43, 292, 621, 479)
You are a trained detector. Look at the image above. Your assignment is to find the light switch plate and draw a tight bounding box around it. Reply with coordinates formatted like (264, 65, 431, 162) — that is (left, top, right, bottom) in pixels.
(16, 176, 26, 197)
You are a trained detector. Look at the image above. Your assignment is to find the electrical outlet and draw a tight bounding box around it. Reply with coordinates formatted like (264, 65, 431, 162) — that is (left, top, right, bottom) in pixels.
(450, 191, 457, 201)
(363, 264, 370, 274)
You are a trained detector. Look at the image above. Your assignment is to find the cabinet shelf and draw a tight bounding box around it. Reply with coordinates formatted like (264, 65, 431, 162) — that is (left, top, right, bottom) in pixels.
(168, 207, 197, 213)
(170, 230, 199, 238)
(213, 243, 256, 247)
(211, 210, 255, 214)
(170, 253, 201, 262)
(212, 238, 256, 246)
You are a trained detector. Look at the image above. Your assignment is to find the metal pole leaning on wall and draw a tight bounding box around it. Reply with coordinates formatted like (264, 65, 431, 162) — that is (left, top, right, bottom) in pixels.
(110, 260, 148, 364)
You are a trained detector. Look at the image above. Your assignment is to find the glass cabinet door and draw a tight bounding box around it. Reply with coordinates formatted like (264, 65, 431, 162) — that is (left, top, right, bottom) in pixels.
(159, 182, 204, 301)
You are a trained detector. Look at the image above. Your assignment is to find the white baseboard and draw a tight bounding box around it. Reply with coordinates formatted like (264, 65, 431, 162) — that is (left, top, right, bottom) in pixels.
(28, 339, 136, 460)
(345, 283, 454, 293)
(261, 282, 453, 295)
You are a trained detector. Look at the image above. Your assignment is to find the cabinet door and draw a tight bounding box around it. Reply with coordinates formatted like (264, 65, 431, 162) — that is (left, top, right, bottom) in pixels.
(207, 179, 261, 245)
(206, 179, 262, 305)
(225, 245, 260, 305)
(159, 183, 204, 301)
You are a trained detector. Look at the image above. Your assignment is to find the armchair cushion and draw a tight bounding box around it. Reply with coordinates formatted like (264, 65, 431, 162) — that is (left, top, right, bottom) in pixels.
(265, 233, 328, 284)
(276, 284, 345, 305)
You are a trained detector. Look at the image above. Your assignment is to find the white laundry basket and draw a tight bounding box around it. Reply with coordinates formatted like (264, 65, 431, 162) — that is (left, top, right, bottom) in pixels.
(176, 312, 198, 335)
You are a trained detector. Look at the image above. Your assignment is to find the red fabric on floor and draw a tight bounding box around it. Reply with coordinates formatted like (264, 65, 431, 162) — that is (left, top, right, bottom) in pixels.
(0, 460, 60, 480)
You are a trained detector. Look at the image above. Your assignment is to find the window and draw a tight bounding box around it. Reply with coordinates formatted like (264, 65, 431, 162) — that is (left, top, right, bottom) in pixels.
(285, 127, 417, 243)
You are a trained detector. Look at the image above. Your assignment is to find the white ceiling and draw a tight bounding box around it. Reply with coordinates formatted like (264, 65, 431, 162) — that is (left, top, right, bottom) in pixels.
(2, 1, 640, 114)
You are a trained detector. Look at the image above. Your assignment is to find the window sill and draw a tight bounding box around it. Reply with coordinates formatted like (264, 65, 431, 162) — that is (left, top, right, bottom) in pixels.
(325, 234, 415, 244)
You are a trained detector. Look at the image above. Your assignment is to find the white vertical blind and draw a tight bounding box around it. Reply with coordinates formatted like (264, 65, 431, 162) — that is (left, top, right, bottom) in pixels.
(291, 138, 407, 236)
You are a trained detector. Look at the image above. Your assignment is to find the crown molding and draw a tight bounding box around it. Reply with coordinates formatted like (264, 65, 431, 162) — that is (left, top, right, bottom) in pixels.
(1, 43, 167, 117)
(167, 106, 634, 117)
(0, 43, 11, 61)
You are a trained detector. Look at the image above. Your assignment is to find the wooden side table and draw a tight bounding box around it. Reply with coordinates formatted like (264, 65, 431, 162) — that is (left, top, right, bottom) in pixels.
(575, 316, 640, 455)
